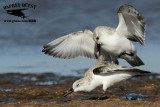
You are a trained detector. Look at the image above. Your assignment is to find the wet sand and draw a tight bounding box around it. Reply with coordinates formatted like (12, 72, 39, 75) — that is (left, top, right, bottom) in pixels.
(0, 73, 159, 107)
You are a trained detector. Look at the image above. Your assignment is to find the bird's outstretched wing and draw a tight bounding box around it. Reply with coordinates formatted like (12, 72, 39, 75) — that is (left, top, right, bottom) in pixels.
(116, 4, 146, 45)
(93, 64, 150, 76)
(42, 29, 98, 59)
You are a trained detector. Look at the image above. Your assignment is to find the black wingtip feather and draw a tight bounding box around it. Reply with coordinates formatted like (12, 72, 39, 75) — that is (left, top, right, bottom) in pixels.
(127, 55, 145, 67)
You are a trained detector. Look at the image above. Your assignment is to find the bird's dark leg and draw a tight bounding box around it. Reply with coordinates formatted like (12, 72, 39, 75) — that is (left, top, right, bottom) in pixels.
(97, 91, 108, 100)
(114, 60, 119, 65)
(108, 54, 113, 63)
(109, 55, 119, 65)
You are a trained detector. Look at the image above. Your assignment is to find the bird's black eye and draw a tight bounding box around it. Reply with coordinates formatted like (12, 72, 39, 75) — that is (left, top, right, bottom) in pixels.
(96, 37, 99, 40)
(76, 84, 79, 87)
(128, 9, 130, 13)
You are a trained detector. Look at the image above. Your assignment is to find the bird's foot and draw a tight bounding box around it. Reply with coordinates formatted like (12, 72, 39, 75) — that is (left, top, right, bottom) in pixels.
(97, 91, 109, 100)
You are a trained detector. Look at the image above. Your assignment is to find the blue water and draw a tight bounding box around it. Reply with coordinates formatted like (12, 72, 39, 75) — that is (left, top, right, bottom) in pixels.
(0, 0, 160, 75)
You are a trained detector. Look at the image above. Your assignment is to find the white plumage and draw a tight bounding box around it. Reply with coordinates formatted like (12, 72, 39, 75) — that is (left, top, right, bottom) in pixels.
(63, 63, 150, 96)
(42, 4, 146, 66)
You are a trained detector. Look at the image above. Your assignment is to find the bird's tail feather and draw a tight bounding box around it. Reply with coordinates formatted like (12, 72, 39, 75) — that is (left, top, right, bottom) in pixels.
(121, 54, 144, 67)
(127, 55, 144, 67)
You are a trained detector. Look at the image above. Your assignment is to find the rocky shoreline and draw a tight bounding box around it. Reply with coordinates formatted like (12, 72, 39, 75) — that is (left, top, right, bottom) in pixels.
(0, 73, 159, 107)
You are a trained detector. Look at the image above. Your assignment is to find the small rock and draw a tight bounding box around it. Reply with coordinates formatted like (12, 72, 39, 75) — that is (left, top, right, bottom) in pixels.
(123, 93, 149, 100)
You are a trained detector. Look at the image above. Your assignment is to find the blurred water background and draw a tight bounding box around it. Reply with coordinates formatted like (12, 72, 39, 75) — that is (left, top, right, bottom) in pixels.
(0, 0, 160, 76)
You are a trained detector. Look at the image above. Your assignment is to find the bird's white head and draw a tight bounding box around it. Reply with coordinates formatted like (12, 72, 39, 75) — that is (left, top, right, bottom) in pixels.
(72, 79, 92, 92)
(93, 31, 102, 45)
(63, 78, 95, 97)
(93, 26, 112, 45)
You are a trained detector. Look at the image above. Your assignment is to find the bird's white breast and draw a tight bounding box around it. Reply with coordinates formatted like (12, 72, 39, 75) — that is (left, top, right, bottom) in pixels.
(101, 32, 135, 56)
(92, 73, 132, 91)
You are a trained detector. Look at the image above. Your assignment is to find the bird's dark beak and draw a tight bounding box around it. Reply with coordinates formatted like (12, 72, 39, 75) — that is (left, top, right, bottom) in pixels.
(63, 88, 74, 97)
(97, 44, 101, 55)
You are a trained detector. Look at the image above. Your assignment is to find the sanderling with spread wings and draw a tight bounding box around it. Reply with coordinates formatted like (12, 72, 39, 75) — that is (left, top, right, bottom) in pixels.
(63, 63, 150, 98)
(42, 4, 146, 66)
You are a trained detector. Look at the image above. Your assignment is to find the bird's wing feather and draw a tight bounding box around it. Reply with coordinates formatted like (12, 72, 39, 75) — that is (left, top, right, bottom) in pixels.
(116, 4, 146, 45)
(42, 29, 97, 59)
(93, 64, 150, 76)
